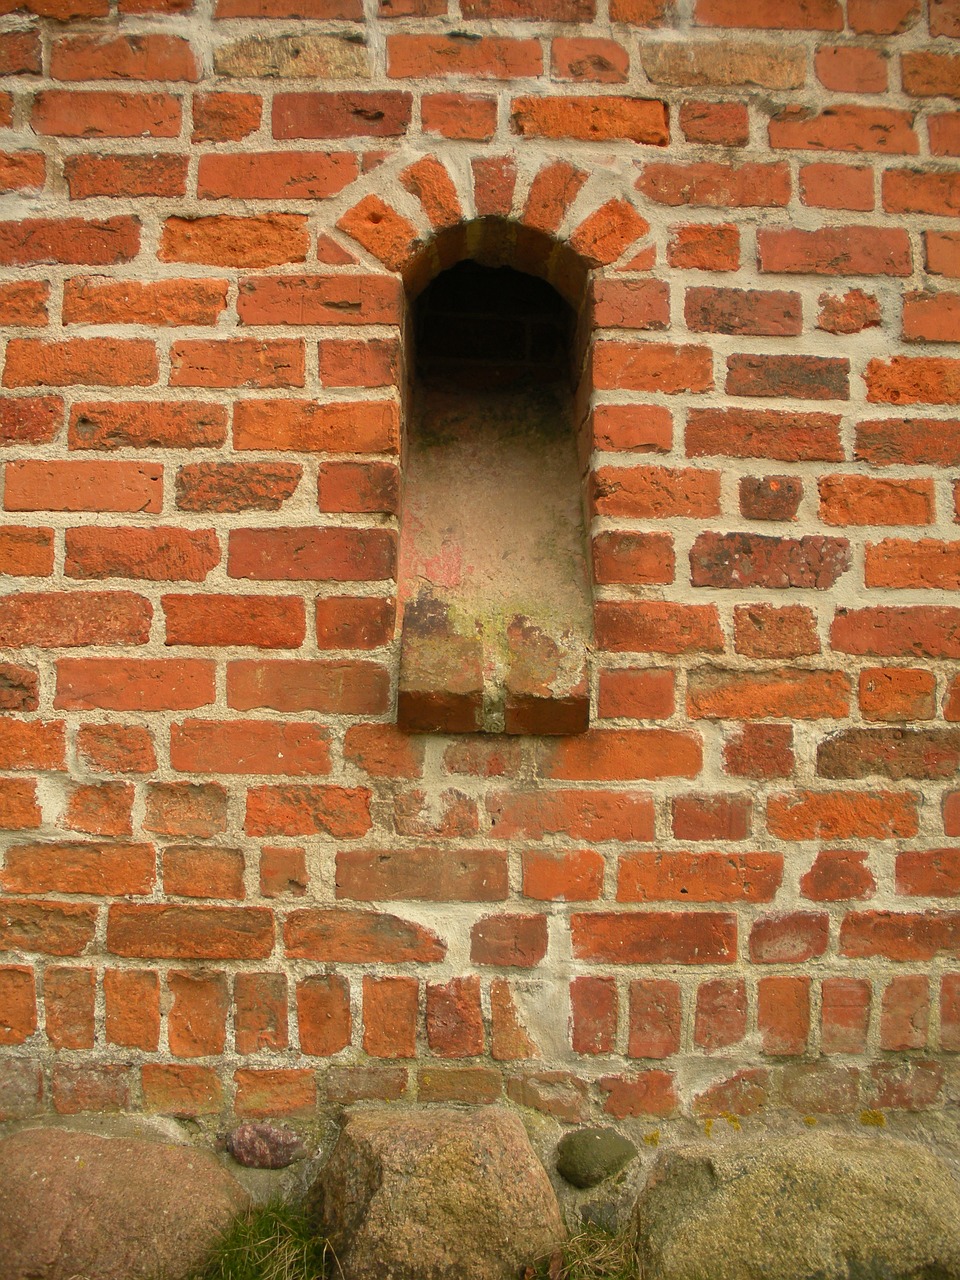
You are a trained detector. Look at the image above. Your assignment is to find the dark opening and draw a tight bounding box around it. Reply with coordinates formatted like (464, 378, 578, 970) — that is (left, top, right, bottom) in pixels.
(396, 259, 592, 736)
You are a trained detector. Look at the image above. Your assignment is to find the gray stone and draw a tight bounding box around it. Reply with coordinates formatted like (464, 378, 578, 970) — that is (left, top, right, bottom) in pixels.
(635, 1134, 960, 1280)
(227, 1121, 304, 1169)
(556, 1127, 637, 1189)
(0, 1127, 248, 1280)
(311, 1105, 565, 1280)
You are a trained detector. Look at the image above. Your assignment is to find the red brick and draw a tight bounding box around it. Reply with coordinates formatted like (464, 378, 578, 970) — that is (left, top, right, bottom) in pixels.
(161, 215, 308, 267)
(592, 341, 713, 393)
(0, 153, 45, 194)
(902, 50, 960, 99)
(903, 290, 960, 343)
(259, 847, 307, 898)
(5, 339, 157, 389)
(107, 904, 273, 959)
(51, 33, 197, 80)
(821, 976, 870, 1054)
(318, 339, 398, 391)
(52, 1064, 132, 1115)
(832, 605, 960, 657)
(168, 970, 227, 1057)
(571, 911, 736, 963)
(768, 790, 918, 840)
(537, 730, 700, 781)
(344, 723, 422, 777)
(695, 0, 840, 24)
(238, 274, 401, 326)
(592, 464, 719, 518)
(672, 793, 752, 841)
(0, 720, 64, 771)
(6, 460, 161, 512)
(686, 407, 842, 461)
(233, 400, 399, 453)
(600, 1071, 677, 1118)
(77, 724, 156, 774)
(817, 288, 881, 333)
(1, 841, 154, 896)
(171, 719, 330, 776)
(427, 977, 483, 1057)
(245, 785, 371, 838)
(337, 848, 507, 901)
(63, 783, 133, 837)
(0, 528, 53, 577)
(740, 475, 804, 521)
(667, 222, 739, 271)
(145, 782, 227, 837)
(177, 462, 301, 512)
(849, 0, 917, 29)
(627, 979, 680, 1058)
(0, 31, 41, 74)
(750, 911, 829, 963)
(569, 976, 617, 1054)
(422, 93, 497, 140)
(769, 105, 915, 154)
(868, 1061, 943, 1111)
(680, 100, 748, 145)
(815, 45, 887, 92)
(685, 286, 800, 336)
(65, 528, 219, 584)
(596, 601, 723, 654)
(593, 532, 673, 585)
(235, 972, 288, 1053)
(725, 353, 849, 400)
(284, 908, 445, 963)
(66, 156, 188, 203)
(64, 278, 226, 327)
(44, 967, 95, 1050)
(0, 900, 97, 956)
(0, 397, 61, 445)
(801, 849, 875, 901)
(0, 592, 151, 648)
(522, 849, 603, 902)
(33, 90, 179, 138)
(860, 668, 935, 722)
(941, 974, 960, 1051)
(0, 665, 38, 714)
(234, 1068, 315, 1117)
(880, 975, 929, 1050)
(362, 975, 417, 1058)
(619, 851, 781, 902)
(297, 974, 351, 1056)
(163, 595, 305, 648)
(758, 226, 911, 275)
(0, 779, 41, 830)
(228, 527, 395, 583)
(552, 37, 627, 82)
(472, 155, 517, 217)
(591, 280, 669, 331)
(70, 401, 225, 450)
(597, 668, 674, 720)
(637, 161, 790, 207)
(489, 789, 653, 842)
(866, 539, 960, 590)
(883, 169, 960, 217)
(896, 848, 960, 898)
(471, 914, 547, 966)
(691, 532, 851, 589)
(694, 977, 746, 1050)
(512, 95, 666, 143)
(723, 724, 795, 779)
(164, 846, 244, 899)
(228, 658, 388, 716)
(192, 92, 261, 142)
(274, 91, 412, 136)
(800, 163, 874, 211)
(198, 152, 357, 201)
(758, 975, 810, 1055)
(0, 281, 45, 328)
(170, 339, 303, 389)
(141, 1064, 222, 1116)
(0, 967, 36, 1045)
(860, 415, 960, 467)
(930, 114, 960, 157)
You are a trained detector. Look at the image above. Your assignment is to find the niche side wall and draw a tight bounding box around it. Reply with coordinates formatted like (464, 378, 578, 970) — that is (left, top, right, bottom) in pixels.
(0, 0, 959, 1132)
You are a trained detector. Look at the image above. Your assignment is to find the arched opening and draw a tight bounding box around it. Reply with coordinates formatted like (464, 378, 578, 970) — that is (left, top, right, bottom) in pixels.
(396, 256, 592, 736)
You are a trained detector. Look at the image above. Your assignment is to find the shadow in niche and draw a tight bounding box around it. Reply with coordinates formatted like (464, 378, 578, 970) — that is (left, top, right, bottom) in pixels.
(397, 260, 592, 736)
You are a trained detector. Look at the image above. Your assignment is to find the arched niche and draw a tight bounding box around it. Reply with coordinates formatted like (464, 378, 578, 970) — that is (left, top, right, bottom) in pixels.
(395, 220, 593, 736)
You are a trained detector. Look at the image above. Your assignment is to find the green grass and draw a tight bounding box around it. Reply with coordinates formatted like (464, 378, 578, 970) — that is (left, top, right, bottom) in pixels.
(530, 1224, 642, 1280)
(185, 1202, 337, 1280)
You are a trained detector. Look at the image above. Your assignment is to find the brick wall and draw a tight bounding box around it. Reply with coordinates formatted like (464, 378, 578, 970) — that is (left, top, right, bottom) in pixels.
(1, 0, 960, 1129)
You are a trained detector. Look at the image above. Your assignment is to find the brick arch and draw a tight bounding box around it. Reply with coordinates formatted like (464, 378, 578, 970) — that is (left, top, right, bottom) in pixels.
(323, 151, 678, 733)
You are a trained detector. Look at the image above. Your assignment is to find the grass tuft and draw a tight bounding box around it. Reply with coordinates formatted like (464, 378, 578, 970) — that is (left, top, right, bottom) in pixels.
(185, 1202, 336, 1280)
(528, 1224, 642, 1280)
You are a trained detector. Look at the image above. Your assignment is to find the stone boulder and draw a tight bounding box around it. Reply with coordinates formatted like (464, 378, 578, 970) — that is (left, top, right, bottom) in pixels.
(311, 1105, 565, 1280)
(636, 1133, 960, 1280)
(0, 1127, 249, 1280)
